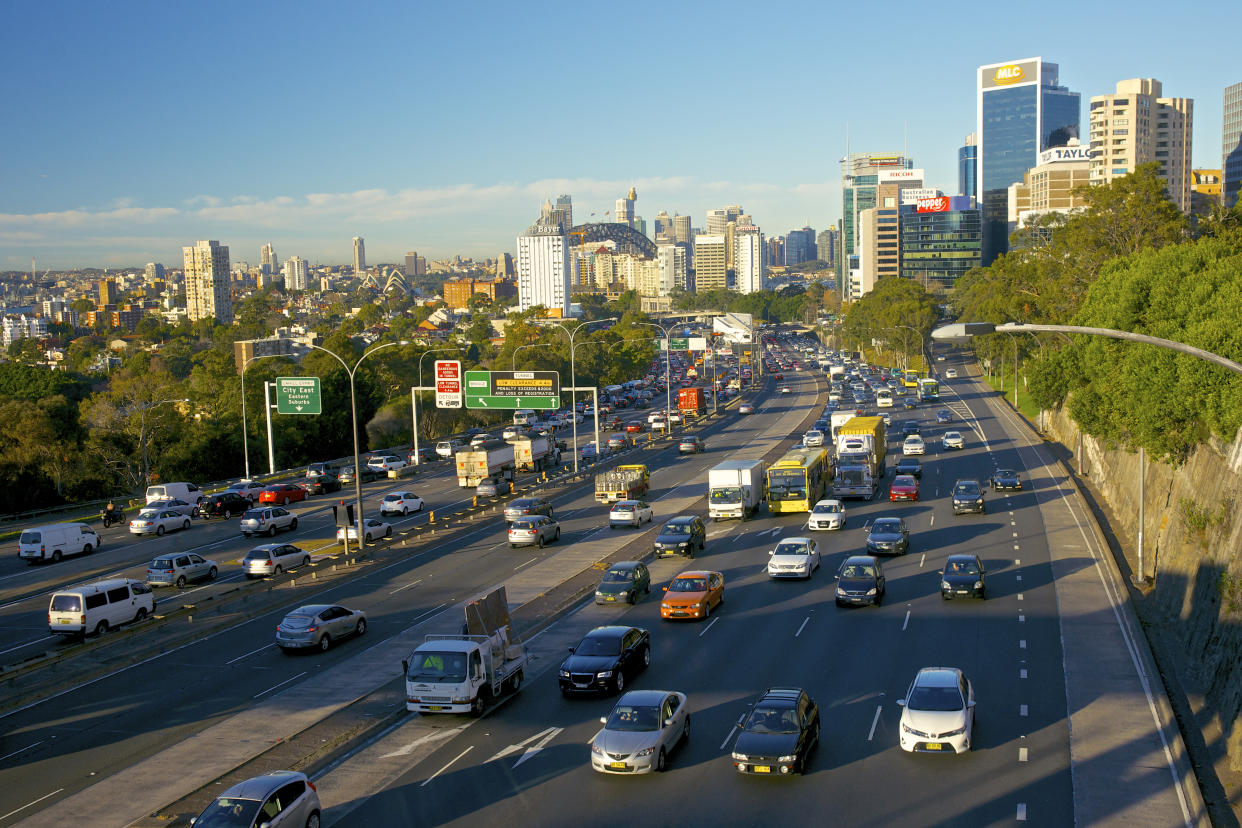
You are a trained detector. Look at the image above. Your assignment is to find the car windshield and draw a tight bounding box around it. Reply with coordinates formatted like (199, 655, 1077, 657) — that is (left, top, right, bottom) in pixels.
(744, 705, 799, 734)
(812, 503, 839, 514)
(605, 704, 661, 732)
(955, 483, 980, 496)
(603, 569, 635, 582)
(947, 560, 980, 576)
(407, 651, 468, 683)
(192, 797, 263, 828)
(382, 494, 400, 501)
(660, 523, 691, 536)
(774, 542, 809, 556)
(575, 635, 621, 657)
(872, 520, 902, 534)
(997, 470, 1016, 478)
(841, 564, 876, 578)
(908, 684, 965, 712)
(669, 578, 707, 592)
(710, 487, 740, 503)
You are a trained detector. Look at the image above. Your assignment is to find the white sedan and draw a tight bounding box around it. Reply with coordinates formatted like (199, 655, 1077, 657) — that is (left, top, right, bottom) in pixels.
(129, 509, 193, 536)
(337, 518, 393, 543)
(808, 499, 845, 531)
(802, 430, 825, 447)
(903, 435, 926, 456)
(942, 431, 965, 450)
(897, 667, 975, 754)
(945, 369, 958, 379)
(767, 537, 820, 579)
(379, 491, 424, 516)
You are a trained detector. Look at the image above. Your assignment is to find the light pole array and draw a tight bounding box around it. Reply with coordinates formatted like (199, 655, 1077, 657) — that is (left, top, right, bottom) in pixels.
(547, 317, 617, 473)
(631, 320, 675, 436)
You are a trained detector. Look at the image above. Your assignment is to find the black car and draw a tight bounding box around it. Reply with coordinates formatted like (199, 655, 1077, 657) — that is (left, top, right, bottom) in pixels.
(299, 474, 342, 496)
(200, 491, 251, 519)
(731, 687, 820, 776)
(594, 561, 652, 605)
(992, 469, 1022, 491)
(865, 517, 910, 556)
(504, 497, 554, 523)
(835, 555, 885, 607)
(901, 421, 921, 437)
(558, 625, 650, 696)
(408, 447, 439, 464)
(894, 457, 923, 479)
(339, 465, 380, 484)
(951, 479, 986, 515)
(653, 516, 706, 558)
(941, 553, 986, 600)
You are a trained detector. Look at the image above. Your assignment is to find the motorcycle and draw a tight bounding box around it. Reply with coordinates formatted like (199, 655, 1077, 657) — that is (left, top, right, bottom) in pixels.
(101, 507, 126, 529)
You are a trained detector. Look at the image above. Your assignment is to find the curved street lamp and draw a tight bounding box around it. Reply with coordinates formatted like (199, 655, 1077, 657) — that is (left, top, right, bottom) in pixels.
(547, 317, 617, 473)
(239, 353, 286, 480)
(629, 320, 676, 437)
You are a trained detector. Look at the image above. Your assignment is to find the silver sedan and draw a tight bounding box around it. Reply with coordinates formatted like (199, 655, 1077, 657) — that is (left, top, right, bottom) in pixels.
(129, 509, 192, 536)
(591, 689, 689, 774)
(276, 604, 367, 652)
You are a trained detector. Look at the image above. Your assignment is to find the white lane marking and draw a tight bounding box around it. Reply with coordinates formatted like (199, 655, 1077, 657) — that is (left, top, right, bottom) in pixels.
(929, 515, 935, 527)
(1017, 803, 1028, 821)
(420, 746, 473, 787)
(1015, 558, 1021, 565)
(1020, 669, 1028, 679)
(0, 739, 43, 763)
(918, 553, 925, 568)
(227, 642, 274, 665)
(1017, 593, 1024, 601)
(389, 578, 423, 595)
(1016, 574, 1023, 582)
(901, 610, 911, 631)
(382, 725, 467, 759)
(253, 671, 307, 699)
(1019, 747, 1029, 762)
(514, 558, 538, 570)
(0, 635, 58, 657)
(866, 704, 883, 741)
(699, 617, 719, 637)
(719, 724, 738, 751)
(0, 788, 64, 822)
(512, 726, 563, 769)
(1019, 614, 1025, 623)
(794, 617, 809, 637)
(1020, 639, 1027, 649)
(1020, 704, 1029, 717)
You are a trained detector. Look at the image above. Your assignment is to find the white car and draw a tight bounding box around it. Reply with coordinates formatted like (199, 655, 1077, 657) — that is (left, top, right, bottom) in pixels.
(379, 491, 424, 516)
(897, 667, 975, 754)
(225, 480, 266, 502)
(436, 439, 464, 458)
(779, 386, 791, 395)
(650, 417, 668, 432)
(609, 500, 654, 528)
(367, 454, 407, 471)
(647, 411, 666, 425)
(666, 411, 683, 424)
(590, 690, 689, 774)
(808, 499, 845, 531)
(140, 498, 198, 518)
(802, 430, 825, 447)
(129, 509, 192, 536)
(945, 368, 958, 379)
(767, 537, 820, 579)
(942, 431, 965, 450)
(337, 518, 393, 543)
(902, 435, 926, 456)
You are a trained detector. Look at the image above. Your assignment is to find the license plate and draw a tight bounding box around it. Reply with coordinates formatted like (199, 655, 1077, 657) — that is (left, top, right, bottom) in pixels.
(925, 742, 943, 750)
(956, 590, 970, 594)
(604, 596, 615, 602)
(58, 618, 72, 624)
(754, 765, 771, 773)
(609, 761, 627, 769)
(426, 705, 444, 711)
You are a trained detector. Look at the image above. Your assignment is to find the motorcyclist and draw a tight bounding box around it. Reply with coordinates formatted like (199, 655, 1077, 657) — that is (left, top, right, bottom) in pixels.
(103, 500, 118, 526)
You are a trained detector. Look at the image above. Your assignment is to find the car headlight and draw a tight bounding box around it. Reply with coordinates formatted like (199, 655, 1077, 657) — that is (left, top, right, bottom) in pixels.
(591, 742, 605, 756)
(661, 603, 671, 610)
(866, 587, 876, 596)
(677, 542, 688, 548)
(975, 580, 984, 589)
(902, 722, 918, 735)
(634, 746, 655, 757)
(732, 752, 749, 761)
(596, 670, 613, 678)
(617, 590, 630, 599)
(777, 754, 796, 763)
(942, 725, 967, 737)
(942, 581, 951, 590)
(836, 587, 846, 596)
(559, 669, 569, 678)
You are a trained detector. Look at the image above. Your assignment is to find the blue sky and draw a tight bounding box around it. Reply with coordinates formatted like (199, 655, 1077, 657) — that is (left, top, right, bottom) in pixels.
(2, 0, 1239, 270)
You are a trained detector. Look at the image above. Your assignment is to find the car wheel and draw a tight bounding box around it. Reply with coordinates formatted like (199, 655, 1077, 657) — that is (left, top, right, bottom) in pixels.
(301, 556, 310, 568)
(192, 507, 200, 518)
(508, 670, 523, 694)
(274, 565, 283, 575)
(182, 520, 191, 531)
(155, 525, 165, 536)
(318, 634, 331, 652)
(94, 620, 109, 636)
(979, 588, 987, 600)
(614, 671, 625, 694)
(268, 525, 278, 537)
(176, 575, 186, 589)
(554, 528, 561, 541)
(83, 543, 94, 555)
(290, 517, 299, 530)
(208, 566, 218, 580)
(702, 600, 710, 619)
(655, 747, 667, 772)
(642, 646, 651, 668)
(305, 812, 321, 828)
(385, 526, 393, 538)
(537, 535, 545, 548)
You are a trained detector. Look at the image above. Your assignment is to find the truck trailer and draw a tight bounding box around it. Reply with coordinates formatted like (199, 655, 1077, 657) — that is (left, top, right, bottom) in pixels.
(507, 435, 560, 473)
(455, 440, 516, 487)
(595, 464, 650, 503)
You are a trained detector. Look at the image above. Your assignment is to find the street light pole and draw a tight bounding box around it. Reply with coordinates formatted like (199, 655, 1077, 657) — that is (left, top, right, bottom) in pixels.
(412, 347, 464, 466)
(239, 353, 285, 481)
(549, 317, 617, 473)
(632, 320, 674, 436)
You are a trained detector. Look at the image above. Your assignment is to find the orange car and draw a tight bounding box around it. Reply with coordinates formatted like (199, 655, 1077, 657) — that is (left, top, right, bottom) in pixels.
(660, 570, 725, 620)
(258, 483, 307, 506)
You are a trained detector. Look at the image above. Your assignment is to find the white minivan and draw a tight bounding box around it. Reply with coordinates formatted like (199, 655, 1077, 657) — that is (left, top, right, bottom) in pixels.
(145, 481, 203, 506)
(19, 523, 100, 564)
(48, 578, 155, 637)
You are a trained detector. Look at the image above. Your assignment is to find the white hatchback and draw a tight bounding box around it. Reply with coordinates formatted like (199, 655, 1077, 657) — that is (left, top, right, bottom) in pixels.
(767, 537, 820, 579)
(903, 435, 926, 456)
(897, 667, 975, 754)
(802, 430, 825, 447)
(380, 491, 424, 516)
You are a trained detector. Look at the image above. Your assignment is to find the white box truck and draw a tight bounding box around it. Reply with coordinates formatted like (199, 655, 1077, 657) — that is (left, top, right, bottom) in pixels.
(707, 459, 765, 520)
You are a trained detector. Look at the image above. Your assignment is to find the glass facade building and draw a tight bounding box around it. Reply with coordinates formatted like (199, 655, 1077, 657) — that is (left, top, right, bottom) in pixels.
(958, 138, 977, 199)
(1224, 81, 1242, 208)
(899, 200, 982, 291)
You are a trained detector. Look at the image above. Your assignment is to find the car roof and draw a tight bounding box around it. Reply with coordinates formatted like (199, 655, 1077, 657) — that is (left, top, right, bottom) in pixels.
(288, 604, 333, 615)
(843, 554, 879, 565)
(914, 667, 963, 687)
(776, 536, 811, 544)
(218, 771, 305, 801)
(944, 553, 980, 563)
(813, 498, 842, 507)
(614, 499, 640, 507)
(758, 687, 806, 706)
(584, 625, 634, 640)
(616, 689, 672, 706)
(664, 515, 698, 525)
(607, 561, 643, 572)
(955, 479, 982, 486)
(674, 570, 718, 579)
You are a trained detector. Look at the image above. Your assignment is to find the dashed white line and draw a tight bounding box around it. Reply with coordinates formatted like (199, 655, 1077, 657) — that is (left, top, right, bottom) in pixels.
(1017, 593, 1024, 601)
(699, 617, 719, 637)
(227, 642, 274, 665)
(866, 704, 883, 741)
(794, 617, 809, 637)
(420, 746, 473, 787)
(253, 671, 307, 699)
(514, 558, 537, 570)
(1016, 574, 1023, 582)
(0, 740, 43, 763)
(1019, 668, 1028, 679)
(719, 724, 738, 751)
(1019, 614, 1025, 623)
(1017, 803, 1028, 821)
(901, 610, 911, 631)
(1019, 747, 1029, 762)
(1020, 639, 1027, 649)
(1015, 558, 1021, 565)
(918, 553, 926, 568)
(389, 578, 423, 595)
(1020, 704, 1029, 717)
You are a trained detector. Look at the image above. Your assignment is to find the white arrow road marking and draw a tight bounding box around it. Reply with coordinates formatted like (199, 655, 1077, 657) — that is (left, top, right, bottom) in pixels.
(489, 726, 563, 768)
(380, 725, 468, 759)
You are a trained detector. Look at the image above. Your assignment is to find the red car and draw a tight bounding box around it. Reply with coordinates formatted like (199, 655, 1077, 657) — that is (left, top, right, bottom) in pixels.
(625, 421, 646, 434)
(889, 474, 920, 502)
(259, 483, 308, 506)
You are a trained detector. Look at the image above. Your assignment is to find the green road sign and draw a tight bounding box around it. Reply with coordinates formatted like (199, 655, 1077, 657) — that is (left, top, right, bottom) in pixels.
(464, 370, 560, 410)
(275, 377, 322, 415)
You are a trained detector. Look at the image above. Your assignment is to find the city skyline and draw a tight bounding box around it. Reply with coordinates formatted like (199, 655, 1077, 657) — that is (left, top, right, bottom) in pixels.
(2, 1, 1239, 269)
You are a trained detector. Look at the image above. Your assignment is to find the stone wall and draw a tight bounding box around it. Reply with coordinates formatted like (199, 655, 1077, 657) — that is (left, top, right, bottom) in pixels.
(1043, 404, 1242, 770)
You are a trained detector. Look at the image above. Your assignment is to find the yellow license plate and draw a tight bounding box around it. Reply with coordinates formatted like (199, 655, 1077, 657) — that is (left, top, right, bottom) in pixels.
(58, 619, 73, 624)
(925, 743, 943, 750)
(754, 765, 771, 773)
(609, 761, 627, 769)
(604, 596, 615, 602)
(426, 705, 444, 711)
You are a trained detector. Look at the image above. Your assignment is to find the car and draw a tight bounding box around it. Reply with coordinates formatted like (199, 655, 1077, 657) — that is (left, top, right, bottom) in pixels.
(594, 561, 652, 605)
(276, 603, 367, 653)
(338, 465, 380, 484)
(881, 412, 892, 426)
(128, 509, 192, 536)
(508, 515, 560, 548)
(936, 409, 954, 424)
(951, 479, 986, 515)
(560, 625, 651, 696)
(590, 689, 689, 774)
(945, 368, 958, 379)
(834, 555, 885, 606)
(660, 570, 724, 620)
(897, 667, 975, 754)
(902, 435, 926, 455)
(258, 483, 308, 506)
(407, 446, 439, 465)
(666, 411, 684, 424)
(936, 355, 946, 361)
(239, 506, 298, 537)
(889, 474, 920, 502)
(367, 454, 407, 472)
(505, 497, 553, 523)
(775, 374, 784, 381)
(190, 770, 320, 828)
(610, 499, 654, 528)
(306, 462, 341, 479)
(139, 497, 197, 518)
(649, 416, 668, 432)
(866, 516, 910, 556)
(380, 491, 425, 516)
(200, 491, 252, 519)
(501, 424, 529, 438)
(941, 554, 986, 600)
(902, 398, 917, 410)
(242, 543, 310, 577)
(337, 518, 393, 543)
(147, 553, 218, 588)
(808, 498, 845, 530)
(647, 411, 667, 424)
(779, 386, 791, 394)
(894, 457, 923, 478)
(462, 428, 486, 439)
(436, 439, 464, 458)
(802, 430, 825, 447)
(475, 477, 511, 497)
(653, 515, 706, 558)
(767, 537, 820, 579)
(470, 433, 495, 447)
(678, 436, 705, 454)
(731, 687, 820, 776)
(941, 431, 965, 450)
(625, 421, 646, 434)
(606, 433, 628, 450)
(580, 442, 602, 462)
(992, 469, 1023, 491)
(299, 474, 342, 496)
(901, 421, 922, 436)
(225, 480, 266, 502)
(813, 418, 830, 431)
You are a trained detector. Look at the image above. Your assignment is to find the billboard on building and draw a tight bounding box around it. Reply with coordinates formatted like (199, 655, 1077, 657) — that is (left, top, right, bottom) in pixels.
(916, 195, 974, 213)
(1038, 145, 1095, 164)
(900, 187, 940, 205)
(879, 168, 925, 183)
(979, 58, 1040, 90)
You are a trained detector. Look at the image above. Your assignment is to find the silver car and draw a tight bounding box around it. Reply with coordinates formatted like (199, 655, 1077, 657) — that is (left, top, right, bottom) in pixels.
(609, 500, 653, 528)
(190, 769, 320, 828)
(140, 498, 198, 518)
(240, 506, 298, 537)
(147, 553, 218, 588)
(276, 604, 367, 652)
(129, 509, 192, 536)
(590, 689, 690, 774)
(508, 516, 560, 548)
(242, 543, 310, 578)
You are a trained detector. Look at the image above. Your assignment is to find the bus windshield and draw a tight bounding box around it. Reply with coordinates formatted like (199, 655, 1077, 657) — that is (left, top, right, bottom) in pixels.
(767, 469, 806, 501)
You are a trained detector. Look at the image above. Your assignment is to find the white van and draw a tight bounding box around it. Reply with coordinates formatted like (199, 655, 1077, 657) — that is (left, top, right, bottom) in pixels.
(512, 410, 536, 426)
(19, 523, 100, 564)
(145, 481, 203, 505)
(48, 578, 155, 637)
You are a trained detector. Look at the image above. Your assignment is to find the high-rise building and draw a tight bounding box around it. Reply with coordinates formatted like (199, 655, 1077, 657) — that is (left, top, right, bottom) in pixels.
(959, 133, 978, 198)
(734, 227, 766, 294)
(183, 240, 233, 324)
(977, 58, 1080, 264)
(816, 228, 838, 264)
(1088, 79, 1193, 212)
(856, 206, 900, 297)
(653, 211, 674, 242)
(673, 214, 691, 246)
(496, 252, 515, 278)
(616, 187, 636, 227)
(656, 244, 686, 295)
(555, 195, 573, 232)
(352, 236, 366, 276)
(705, 206, 743, 236)
(517, 220, 571, 316)
(768, 236, 785, 267)
(693, 235, 727, 292)
(260, 243, 277, 275)
(404, 252, 428, 277)
(1008, 140, 1095, 231)
(97, 278, 119, 308)
(1191, 169, 1223, 214)
(784, 227, 816, 267)
(144, 262, 165, 282)
(840, 153, 912, 293)
(284, 256, 310, 291)
(900, 196, 982, 291)
(1224, 82, 1242, 208)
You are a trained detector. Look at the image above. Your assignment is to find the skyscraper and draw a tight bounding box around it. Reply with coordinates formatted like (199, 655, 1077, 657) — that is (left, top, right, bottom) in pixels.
(656, 244, 686, 295)
(98, 278, 118, 308)
(1088, 79, 1193, 212)
(144, 262, 165, 282)
(1221, 82, 1242, 208)
(705, 206, 743, 235)
(555, 194, 573, 231)
(784, 227, 816, 267)
(977, 58, 1080, 265)
(734, 227, 766, 294)
(653, 211, 673, 241)
(693, 235, 727, 292)
(816, 228, 838, 264)
(284, 256, 310, 291)
(260, 243, 276, 275)
(901, 197, 981, 291)
(840, 153, 912, 296)
(352, 236, 366, 275)
(615, 187, 636, 227)
(183, 240, 233, 324)
(958, 133, 978, 199)
(517, 219, 571, 316)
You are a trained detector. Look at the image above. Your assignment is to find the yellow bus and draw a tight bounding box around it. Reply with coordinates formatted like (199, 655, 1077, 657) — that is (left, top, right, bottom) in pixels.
(766, 447, 831, 513)
(902, 369, 920, 388)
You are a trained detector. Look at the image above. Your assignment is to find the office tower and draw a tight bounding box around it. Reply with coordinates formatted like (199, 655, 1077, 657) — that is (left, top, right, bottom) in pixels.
(656, 244, 686, 295)
(856, 206, 900, 296)
(1089, 79, 1193, 212)
(1191, 170, 1223, 214)
(352, 236, 366, 275)
(840, 153, 912, 293)
(1225, 82, 1242, 207)
(705, 206, 743, 235)
(693, 235, 727, 291)
(768, 236, 785, 267)
(784, 227, 816, 267)
(260, 243, 276, 275)
(977, 58, 1080, 264)
(183, 240, 233, 324)
(654, 211, 673, 241)
(517, 219, 571, 316)
(285, 256, 310, 291)
(900, 196, 981, 291)
(97, 278, 119, 308)
(1008, 139, 1094, 231)
(615, 187, 636, 227)
(555, 194, 573, 232)
(495, 252, 515, 278)
(144, 262, 165, 282)
(959, 133, 978, 199)
(404, 252, 428, 277)
(734, 227, 766, 294)
(816, 228, 838, 264)
(673, 214, 691, 245)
